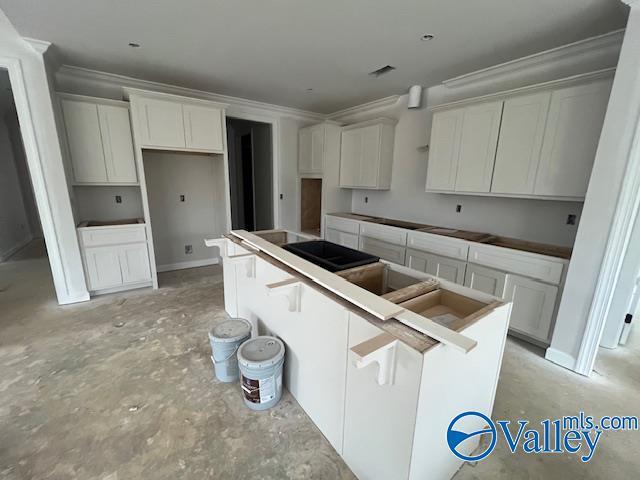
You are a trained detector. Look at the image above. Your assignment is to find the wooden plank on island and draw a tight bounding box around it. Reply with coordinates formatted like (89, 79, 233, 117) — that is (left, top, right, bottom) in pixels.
(395, 310, 478, 354)
(231, 230, 405, 321)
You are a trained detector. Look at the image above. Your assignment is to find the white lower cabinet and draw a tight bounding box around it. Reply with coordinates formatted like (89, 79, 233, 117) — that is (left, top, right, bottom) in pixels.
(78, 224, 152, 293)
(405, 248, 466, 284)
(343, 313, 422, 480)
(503, 273, 558, 342)
(464, 264, 507, 297)
(325, 228, 359, 249)
(359, 236, 406, 264)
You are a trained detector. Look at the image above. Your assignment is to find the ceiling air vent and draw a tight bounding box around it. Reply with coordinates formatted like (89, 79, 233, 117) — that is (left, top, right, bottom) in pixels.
(368, 65, 396, 78)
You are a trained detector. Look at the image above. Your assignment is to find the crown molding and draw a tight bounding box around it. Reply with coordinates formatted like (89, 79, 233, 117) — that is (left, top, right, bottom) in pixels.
(442, 29, 624, 88)
(23, 37, 51, 55)
(56, 65, 326, 121)
(327, 95, 401, 121)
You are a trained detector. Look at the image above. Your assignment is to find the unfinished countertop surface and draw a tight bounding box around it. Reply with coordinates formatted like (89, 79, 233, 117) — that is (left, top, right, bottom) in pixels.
(328, 212, 572, 259)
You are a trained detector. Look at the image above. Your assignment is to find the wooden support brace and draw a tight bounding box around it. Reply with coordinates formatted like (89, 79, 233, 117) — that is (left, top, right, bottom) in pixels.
(265, 277, 302, 312)
(351, 332, 398, 386)
(226, 253, 256, 278)
(204, 237, 228, 257)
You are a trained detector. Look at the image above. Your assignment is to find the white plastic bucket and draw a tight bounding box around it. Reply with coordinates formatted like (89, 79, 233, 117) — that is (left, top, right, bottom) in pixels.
(237, 336, 285, 410)
(209, 318, 252, 382)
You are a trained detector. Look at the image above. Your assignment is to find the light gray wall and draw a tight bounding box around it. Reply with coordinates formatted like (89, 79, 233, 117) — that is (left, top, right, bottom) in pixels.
(0, 112, 31, 260)
(347, 95, 582, 247)
(73, 186, 144, 223)
(143, 151, 227, 269)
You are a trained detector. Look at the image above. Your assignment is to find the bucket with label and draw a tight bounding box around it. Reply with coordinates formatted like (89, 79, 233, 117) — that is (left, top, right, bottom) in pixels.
(237, 336, 285, 410)
(209, 318, 252, 382)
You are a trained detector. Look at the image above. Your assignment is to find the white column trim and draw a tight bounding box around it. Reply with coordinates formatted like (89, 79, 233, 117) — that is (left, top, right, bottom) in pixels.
(0, 55, 89, 304)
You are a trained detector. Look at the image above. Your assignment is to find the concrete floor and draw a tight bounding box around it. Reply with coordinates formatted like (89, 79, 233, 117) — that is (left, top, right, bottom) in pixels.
(1, 241, 638, 479)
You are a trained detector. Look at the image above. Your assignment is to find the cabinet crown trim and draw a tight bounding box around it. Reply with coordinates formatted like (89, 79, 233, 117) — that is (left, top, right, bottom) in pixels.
(58, 92, 130, 108)
(430, 68, 615, 112)
(124, 87, 229, 109)
(341, 116, 398, 131)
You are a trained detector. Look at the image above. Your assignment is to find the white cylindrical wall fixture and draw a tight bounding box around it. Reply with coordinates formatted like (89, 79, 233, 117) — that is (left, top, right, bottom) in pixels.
(407, 85, 423, 109)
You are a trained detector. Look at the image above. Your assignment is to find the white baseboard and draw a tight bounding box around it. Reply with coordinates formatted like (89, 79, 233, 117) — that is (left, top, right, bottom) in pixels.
(0, 235, 34, 262)
(545, 347, 577, 370)
(156, 257, 220, 273)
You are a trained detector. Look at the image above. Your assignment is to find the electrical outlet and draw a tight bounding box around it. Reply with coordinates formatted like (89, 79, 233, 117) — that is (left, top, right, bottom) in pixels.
(180, 195, 185, 202)
(115, 195, 122, 203)
(279, 193, 284, 200)
(364, 196, 369, 204)
(185, 244, 193, 254)
(566, 214, 577, 225)
(456, 204, 462, 213)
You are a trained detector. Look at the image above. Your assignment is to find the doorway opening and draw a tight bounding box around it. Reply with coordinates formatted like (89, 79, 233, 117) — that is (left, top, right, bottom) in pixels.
(226, 117, 273, 231)
(0, 67, 52, 307)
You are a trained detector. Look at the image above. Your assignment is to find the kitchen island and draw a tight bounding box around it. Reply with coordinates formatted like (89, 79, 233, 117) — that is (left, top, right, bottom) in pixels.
(206, 229, 512, 480)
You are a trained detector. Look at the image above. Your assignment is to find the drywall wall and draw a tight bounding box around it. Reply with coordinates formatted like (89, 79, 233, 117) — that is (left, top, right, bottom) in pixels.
(548, 9, 640, 370)
(73, 186, 144, 223)
(0, 113, 31, 260)
(4, 108, 41, 238)
(0, 12, 89, 303)
(143, 151, 227, 271)
(344, 94, 583, 247)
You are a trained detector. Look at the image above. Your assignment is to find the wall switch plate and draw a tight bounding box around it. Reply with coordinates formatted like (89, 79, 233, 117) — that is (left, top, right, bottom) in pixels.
(115, 195, 122, 203)
(456, 204, 462, 213)
(180, 195, 185, 202)
(185, 245, 193, 254)
(567, 214, 577, 225)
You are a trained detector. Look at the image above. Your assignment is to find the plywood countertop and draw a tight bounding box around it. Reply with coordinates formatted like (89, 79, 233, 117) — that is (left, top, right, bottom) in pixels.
(329, 212, 572, 260)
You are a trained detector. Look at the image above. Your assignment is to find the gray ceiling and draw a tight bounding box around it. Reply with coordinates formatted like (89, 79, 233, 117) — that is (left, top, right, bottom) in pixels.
(0, 0, 629, 113)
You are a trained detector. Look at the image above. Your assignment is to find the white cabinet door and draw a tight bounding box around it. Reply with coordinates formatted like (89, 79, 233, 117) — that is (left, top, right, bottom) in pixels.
(405, 249, 466, 284)
(325, 228, 359, 249)
(119, 244, 152, 284)
(504, 273, 558, 342)
(464, 264, 507, 297)
(340, 128, 362, 187)
(359, 125, 381, 188)
(343, 313, 422, 480)
(359, 237, 406, 265)
(298, 124, 325, 173)
(534, 79, 612, 197)
(491, 92, 550, 194)
(84, 246, 123, 290)
(61, 99, 107, 183)
(97, 105, 137, 183)
(455, 101, 503, 193)
(183, 104, 223, 151)
(138, 97, 186, 149)
(426, 108, 463, 191)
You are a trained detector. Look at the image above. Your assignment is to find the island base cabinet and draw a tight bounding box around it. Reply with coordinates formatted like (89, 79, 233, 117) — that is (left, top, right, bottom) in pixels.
(409, 303, 510, 480)
(342, 313, 422, 480)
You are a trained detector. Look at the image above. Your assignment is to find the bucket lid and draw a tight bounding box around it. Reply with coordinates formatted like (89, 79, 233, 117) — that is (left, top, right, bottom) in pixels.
(237, 336, 285, 369)
(209, 319, 252, 343)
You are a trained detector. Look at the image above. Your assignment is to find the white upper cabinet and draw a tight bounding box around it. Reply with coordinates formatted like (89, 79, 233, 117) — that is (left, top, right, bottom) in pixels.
(454, 101, 503, 193)
(299, 124, 325, 174)
(425, 72, 613, 200)
(61, 95, 137, 184)
(129, 90, 226, 152)
(339, 118, 397, 190)
(183, 103, 224, 151)
(534, 78, 613, 198)
(97, 105, 137, 183)
(137, 97, 186, 149)
(425, 109, 463, 191)
(491, 92, 551, 195)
